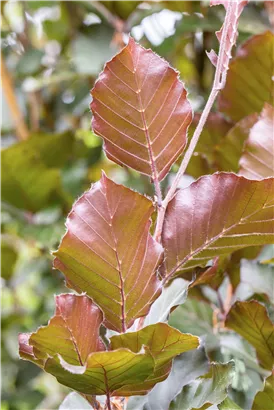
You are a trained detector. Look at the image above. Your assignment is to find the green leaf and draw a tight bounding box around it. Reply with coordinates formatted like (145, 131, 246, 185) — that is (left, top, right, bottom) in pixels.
(161, 173, 274, 281)
(90, 37, 192, 182)
(1, 132, 74, 212)
(252, 374, 274, 410)
(239, 104, 274, 179)
(225, 301, 274, 370)
(218, 31, 274, 121)
(169, 298, 213, 339)
(54, 173, 163, 332)
(218, 396, 242, 410)
(143, 278, 190, 326)
(170, 362, 235, 410)
(59, 393, 92, 410)
(1, 241, 18, 281)
(110, 323, 199, 394)
(100, 1, 140, 20)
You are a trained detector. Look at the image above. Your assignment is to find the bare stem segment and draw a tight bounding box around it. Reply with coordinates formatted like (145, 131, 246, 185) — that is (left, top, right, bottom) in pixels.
(154, 1, 234, 243)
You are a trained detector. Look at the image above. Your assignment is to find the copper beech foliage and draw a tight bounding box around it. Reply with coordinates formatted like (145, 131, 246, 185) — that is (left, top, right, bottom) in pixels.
(18, 1, 274, 408)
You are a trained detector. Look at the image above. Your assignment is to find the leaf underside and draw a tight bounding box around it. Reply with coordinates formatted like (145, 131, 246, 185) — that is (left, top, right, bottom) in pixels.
(91, 37, 192, 182)
(161, 173, 274, 280)
(225, 300, 274, 370)
(53, 173, 163, 332)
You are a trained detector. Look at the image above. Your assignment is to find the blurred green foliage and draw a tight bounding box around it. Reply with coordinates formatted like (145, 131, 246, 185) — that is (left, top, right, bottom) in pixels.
(1, 1, 272, 409)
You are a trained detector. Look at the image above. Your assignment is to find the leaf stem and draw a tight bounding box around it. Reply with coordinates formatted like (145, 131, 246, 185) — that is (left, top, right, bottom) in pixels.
(154, 1, 234, 243)
(105, 392, 112, 410)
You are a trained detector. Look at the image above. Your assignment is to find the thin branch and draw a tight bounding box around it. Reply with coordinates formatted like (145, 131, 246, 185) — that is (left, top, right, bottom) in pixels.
(154, 1, 234, 243)
(1, 52, 29, 141)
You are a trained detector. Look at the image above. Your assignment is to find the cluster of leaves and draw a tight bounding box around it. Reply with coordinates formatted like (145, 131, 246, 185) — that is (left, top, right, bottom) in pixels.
(1, 1, 273, 410)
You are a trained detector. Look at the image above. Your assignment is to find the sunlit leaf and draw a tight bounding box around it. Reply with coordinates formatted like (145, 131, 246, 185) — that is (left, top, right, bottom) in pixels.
(225, 301, 274, 370)
(252, 374, 274, 410)
(161, 173, 274, 280)
(111, 323, 199, 395)
(54, 173, 163, 332)
(218, 31, 274, 121)
(170, 362, 235, 410)
(91, 37, 192, 182)
(239, 104, 274, 180)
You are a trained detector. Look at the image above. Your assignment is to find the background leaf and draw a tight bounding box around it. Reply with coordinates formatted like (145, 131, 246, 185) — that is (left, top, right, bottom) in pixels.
(91, 37, 192, 182)
(54, 173, 163, 332)
(225, 301, 274, 370)
(252, 374, 274, 410)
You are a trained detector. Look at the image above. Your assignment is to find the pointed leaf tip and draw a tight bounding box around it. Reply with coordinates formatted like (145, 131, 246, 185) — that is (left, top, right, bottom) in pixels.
(90, 37, 192, 182)
(54, 175, 164, 332)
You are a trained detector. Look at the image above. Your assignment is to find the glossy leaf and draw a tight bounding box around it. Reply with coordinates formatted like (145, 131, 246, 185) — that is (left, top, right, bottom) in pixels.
(239, 104, 274, 179)
(161, 173, 274, 280)
(207, 0, 247, 71)
(252, 374, 274, 410)
(170, 362, 235, 410)
(218, 31, 274, 121)
(19, 294, 105, 367)
(54, 173, 163, 332)
(110, 323, 199, 395)
(90, 37, 192, 182)
(225, 301, 274, 370)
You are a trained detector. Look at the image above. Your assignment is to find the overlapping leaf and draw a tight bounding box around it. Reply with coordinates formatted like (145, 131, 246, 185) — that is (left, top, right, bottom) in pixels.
(252, 374, 274, 410)
(161, 173, 274, 280)
(225, 301, 274, 370)
(54, 173, 163, 332)
(90, 37, 192, 182)
(218, 31, 274, 121)
(110, 323, 199, 395)
(207, 0, 247, 71)
(239, 104, 274, 179)
(170, 362, 235, 410)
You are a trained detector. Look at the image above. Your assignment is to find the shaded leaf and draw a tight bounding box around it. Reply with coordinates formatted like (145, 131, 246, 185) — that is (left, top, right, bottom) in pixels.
(218, 31, 274, 121)
(54, 173, 163, 332)
(252, 374, 274, 410)
(162, 173, 274, 281)
(218, 396, 242, 409)
(143, 278, 190, 326)
(1, 241, 18, 281)
(239, 104, 274, 179)
(91, 37, 192, 182)
(208, 0, 247, 71)
(1, 132, 74, 212)
(170, 362, 235, 410)
(215, 114, 258, 173)
(225, 301, 274, 370)
(111, 323, 199, 395)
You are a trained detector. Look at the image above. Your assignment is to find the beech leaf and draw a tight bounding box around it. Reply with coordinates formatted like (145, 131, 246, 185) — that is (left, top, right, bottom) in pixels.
(239, 104, 274, 180)
(161, 173, 274, 280)
(54, 173, 163, 332)
(90, 37, 192, 182)
(218, 31, 274, 121)
(19, 294, 105, 367)
(111, 323, 199, 395)
(252, 374, 274, 410)
(208, 0, 247, 71)
(225, 301, 274, 370)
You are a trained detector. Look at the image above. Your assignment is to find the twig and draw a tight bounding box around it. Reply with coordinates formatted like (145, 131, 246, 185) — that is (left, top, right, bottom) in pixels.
(1, 52, 29, 140)
(154, 1, 234, 243)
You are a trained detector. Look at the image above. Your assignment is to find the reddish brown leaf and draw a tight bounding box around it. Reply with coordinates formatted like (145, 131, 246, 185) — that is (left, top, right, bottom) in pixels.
(208, 0, 247, 71)
(161, 173, 274, 281)
(90, 37, 192, 183)
(54, 173, 163, 332)
(239, 104, 274, 180)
